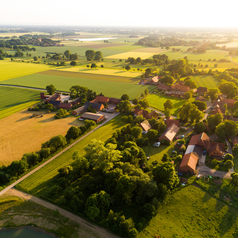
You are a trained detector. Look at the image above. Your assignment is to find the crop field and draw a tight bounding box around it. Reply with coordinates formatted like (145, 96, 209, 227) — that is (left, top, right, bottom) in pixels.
(217, 41, 238, 48)
(105, 52, 154, 59)
(189, 75, 219, 89)
(146, 93, 187, 115)
(132, 47, 168, 54)
(0, 87, 41, 120)
(0, 61, 52, 81)
(0, 109, 83, 166)
(17, 115, 127, 196)
(1, 72, 154, 99)
(56, 66, 142, 78)
(138, 185, 238, 238)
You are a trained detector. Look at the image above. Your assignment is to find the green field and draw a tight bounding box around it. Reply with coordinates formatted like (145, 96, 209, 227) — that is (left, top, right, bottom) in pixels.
(17, 115, 127, 196)
(138, 185, 238, 238)
(0, 60, 52, 81)
(0, 87, 41, 119)
(189, 75, 219, 89)
(146, 93, 188, 115)
(1, 72, 153, 99)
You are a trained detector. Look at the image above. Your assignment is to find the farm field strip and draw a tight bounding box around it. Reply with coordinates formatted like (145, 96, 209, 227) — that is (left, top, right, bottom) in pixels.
(0, 61, 52, 81)
(17, 115, 127, 195)
(189, 75, 219, 89)
(105, 52, 154, 59)
(0, 87, 41, 120)
(1, 73, 154, 99)
(56, 67, 142, 78)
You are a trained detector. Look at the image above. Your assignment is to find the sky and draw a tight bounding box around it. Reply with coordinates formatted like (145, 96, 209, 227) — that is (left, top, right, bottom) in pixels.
(0, 0, 237, 28)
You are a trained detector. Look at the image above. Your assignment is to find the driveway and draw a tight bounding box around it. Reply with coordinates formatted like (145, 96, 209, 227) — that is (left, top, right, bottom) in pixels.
(197, 164, 231, 179)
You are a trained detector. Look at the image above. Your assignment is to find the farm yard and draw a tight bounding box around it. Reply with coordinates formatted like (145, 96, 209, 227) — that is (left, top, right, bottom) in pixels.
(138, 185, 238, 238)
(1, 71, 154, 99)
(146, 93, 188, 115)
(0, 87, 41, 120)
(0, 109, 83, 166)
(16, 115, 127, 196)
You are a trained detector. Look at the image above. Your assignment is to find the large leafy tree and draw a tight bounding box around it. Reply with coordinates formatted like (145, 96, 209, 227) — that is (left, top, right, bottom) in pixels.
(85, 50, 95, 61)
(46, 84, 56, 95)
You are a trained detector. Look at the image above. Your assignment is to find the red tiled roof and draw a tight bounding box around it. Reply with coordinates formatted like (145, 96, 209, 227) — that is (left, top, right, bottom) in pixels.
(172, 84, 190, 92)
(159, 123, 179, 142)
(92, 96, 110, 104)
(158, 84, 170, 91)
(139, 120, 152, 132)
(165, 118, 180, 127)
(180, 152, 199, 173)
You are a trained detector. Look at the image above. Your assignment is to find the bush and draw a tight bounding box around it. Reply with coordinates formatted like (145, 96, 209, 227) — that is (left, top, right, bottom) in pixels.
(211, 159, 219, 166)
(54, 108, 68, 119)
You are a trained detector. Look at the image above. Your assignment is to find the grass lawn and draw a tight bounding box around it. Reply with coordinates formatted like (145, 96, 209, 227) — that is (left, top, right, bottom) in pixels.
(1, 73, 154, 99)
(146, 93, 189, 115)
(138, 185, 238, 238)
(17, 115, 127, 196)
(0, 60, 52, 81)
(188, 75, 219, 89)
(0, 194, 100, 238)
(0, 86, 41, 120)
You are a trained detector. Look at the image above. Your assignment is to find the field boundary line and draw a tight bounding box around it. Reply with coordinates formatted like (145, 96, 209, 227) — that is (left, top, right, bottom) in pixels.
(0, 112, 120, 197)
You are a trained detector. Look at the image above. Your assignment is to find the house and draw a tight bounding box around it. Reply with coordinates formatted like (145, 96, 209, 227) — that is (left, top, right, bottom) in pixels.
(139, 120, 152, 134)
(158, 83, 171, 91)
(179, 152, 199, 173)
(134, 109, 159, 120)
(213, 97, 237, 108)
(139, 76, 160, 85)
(159, 123, 179, 143)
(197, 87, 208, 95)
(80, 112, 105, 123)
(40, 93, 51, 99)
(165, 118, 180, 128)
(109, 98, 121, 105)
(83, 102, 104, 112)
(91, 95, 110, 104)
(212, 104, 225, 115)
(195, 96, 206, 102)
(171, 84, 191, 92)
(72, 107, 83, 116)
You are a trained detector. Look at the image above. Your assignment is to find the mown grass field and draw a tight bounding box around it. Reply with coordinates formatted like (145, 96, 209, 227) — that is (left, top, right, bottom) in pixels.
(0, 60, 52, 81)
(0, 87, 41, 120)
(1, 73, 154, 99)
(56, 66, 142, 78)
(189, 75, 219, 89)
(138, 185, 238, 238)
(17, 115, 127, 196)
(146, 93, 188, 115)
(0, 109, 83, 166)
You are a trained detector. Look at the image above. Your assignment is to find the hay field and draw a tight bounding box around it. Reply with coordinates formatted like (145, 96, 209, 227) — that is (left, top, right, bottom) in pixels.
(0, 87, 41, 120)
(56, 67, 142, 78)
(0, 110, 83, 166)
(0, 61, 52, 81)
(105, 52, 154, 59)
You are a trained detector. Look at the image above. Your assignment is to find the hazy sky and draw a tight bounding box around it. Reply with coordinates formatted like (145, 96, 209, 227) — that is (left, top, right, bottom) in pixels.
(1, 0, 237, 28)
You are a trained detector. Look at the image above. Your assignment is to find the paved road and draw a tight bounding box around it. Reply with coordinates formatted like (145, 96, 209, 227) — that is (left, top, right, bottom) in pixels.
(5, 189, 119, 238)
(0, 112, 120, 197)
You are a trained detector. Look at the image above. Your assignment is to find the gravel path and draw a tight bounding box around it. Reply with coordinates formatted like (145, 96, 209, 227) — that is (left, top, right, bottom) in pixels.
(6, 188, 120, 238)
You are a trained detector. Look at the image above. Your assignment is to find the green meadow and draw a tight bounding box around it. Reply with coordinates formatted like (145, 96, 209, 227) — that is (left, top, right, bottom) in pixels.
(189, 75, 219, 89)
(0, 87, 41, 119)
(138, 185, 238, 238)
(146, 93, 188, 115)
(1, 73, 154, 99)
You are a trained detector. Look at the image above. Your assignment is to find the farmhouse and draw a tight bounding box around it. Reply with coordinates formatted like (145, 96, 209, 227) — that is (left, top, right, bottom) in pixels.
(109, 98, 121, 104)
(197, 87, 208, 95)
(83, 102, 104, 112)
(139, 76, 159, 85)
(195, 96, 206, 102)
(80, 112, 105, 123)
(139, 120, 152, 134)
(91, 95, 110, 104)
(159, 123, 179, 143)
(171, 84, 191, 92)
(165, 118, 180, 127)
(134, 108, 159, 120)
(180, 152, 199, 174)
(213, 97, 237, 108)
(158, 83, 171, 91)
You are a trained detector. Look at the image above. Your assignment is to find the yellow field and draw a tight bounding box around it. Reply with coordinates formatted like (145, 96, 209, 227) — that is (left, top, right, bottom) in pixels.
(0, 110, 83, 166)
(56, 66, 142, 77)
(132, 47, 168, 53)
(0, 32, 49, 37)
(216, 41, 238, 48)
(0, 61, 52, 81)
(105, 52, 154, 59)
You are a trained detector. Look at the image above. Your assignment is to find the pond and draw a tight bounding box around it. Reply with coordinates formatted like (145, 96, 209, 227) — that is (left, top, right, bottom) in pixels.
(0, 227, 56, 238)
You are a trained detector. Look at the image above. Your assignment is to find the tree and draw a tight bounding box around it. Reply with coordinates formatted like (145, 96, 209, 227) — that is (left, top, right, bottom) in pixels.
(192, 101, 207, 111)
(141, 92, 145, 98)
(46, 84, 56, 95)
(125, 65, 131, 71)
(224, 160, 234, 170)
(223, 153, 234, 162)
(45, 103, 53, 111)
(121, 94, 129, 101)
(132, 98, 139, 105)
(134, 115, 144, 123)
(208, 88, 220, 102)
(139, 99, 149, 109)
(189, 107, 203, 123)
(85, 50, 95, 61)
(164, 108, 171, 119)
(64, 50, 71, 59)
(117, 100, 132, 114)
(70, 61, 77, 66)
(231, 172, 238, 185)
(66, 126, 81, 141)
(233, 144, 238, 155)
(144, 88, 149, 95)
(162, 153, 170, 162)
(147, 129, 158, 142)
(179, 101, 194, 122)
(184, 91, 192, 100)
(94, 51, 103, 61)
(54, 108, 68, 119)
(164, 100, 173, 110)
(91, 63, 97, 68)
(194, 122, 206, 134)
(49, 135, 67, 151)
(131, 126, 142, 138)
(33, 56, 38, 61)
